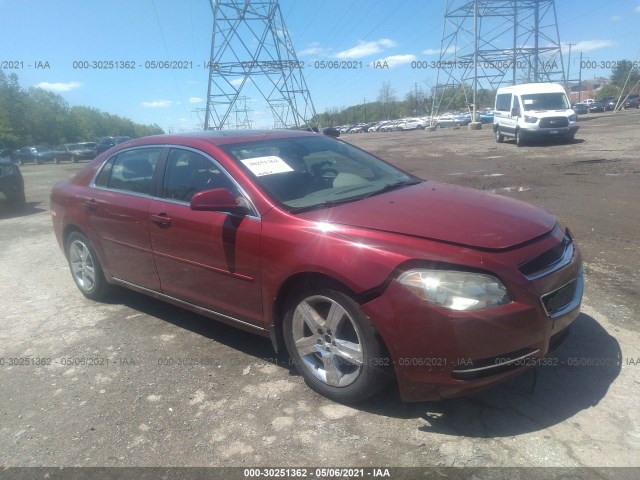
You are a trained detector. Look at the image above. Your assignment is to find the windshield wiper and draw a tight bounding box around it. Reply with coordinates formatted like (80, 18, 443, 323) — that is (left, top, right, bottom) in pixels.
(360, 179, 421, 199)
(288, 197, 360, 214)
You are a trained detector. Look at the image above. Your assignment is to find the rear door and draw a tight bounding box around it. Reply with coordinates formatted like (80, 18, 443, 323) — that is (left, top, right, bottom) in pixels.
(495, 92, 515, 135)
(86, 146, 163, 290)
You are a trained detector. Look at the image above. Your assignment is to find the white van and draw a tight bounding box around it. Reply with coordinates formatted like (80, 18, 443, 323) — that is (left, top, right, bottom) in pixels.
(493, 83, 578, 146)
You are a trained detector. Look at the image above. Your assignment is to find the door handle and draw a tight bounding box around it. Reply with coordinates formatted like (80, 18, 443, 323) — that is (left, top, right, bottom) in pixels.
(82, 199, 97, 212)
(151, 213, 172, 227)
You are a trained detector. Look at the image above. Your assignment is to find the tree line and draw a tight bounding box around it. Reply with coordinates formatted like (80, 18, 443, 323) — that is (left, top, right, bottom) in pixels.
(0, 71, 164, 149)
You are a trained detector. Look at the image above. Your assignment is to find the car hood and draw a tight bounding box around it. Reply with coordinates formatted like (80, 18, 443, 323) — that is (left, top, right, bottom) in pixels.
(297, 182, 556, 250)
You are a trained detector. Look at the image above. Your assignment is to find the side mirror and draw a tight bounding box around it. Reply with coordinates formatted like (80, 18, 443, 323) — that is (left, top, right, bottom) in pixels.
(190, 188, 242, 213)
(511, 107, 520, 117)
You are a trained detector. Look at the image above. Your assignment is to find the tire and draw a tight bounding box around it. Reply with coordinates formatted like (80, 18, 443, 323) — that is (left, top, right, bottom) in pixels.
(6, 189, 26, 210)
(66, 232, 111, 301)
(283, 288, 391, 403)
(515, 129, 524, 147)
(495, 127, 504, 143)
(564, 133, 576, 144)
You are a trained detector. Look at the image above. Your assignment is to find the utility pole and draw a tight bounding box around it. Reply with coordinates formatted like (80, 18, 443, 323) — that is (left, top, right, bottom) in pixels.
(578, 52, 583, 102)
(565, 42, 576, 94)
(204, 0, 316, 130)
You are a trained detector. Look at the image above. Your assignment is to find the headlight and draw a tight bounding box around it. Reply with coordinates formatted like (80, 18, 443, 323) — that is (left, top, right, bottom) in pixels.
(524, 115, 537, 123)
(398, 269, 511, 311)
(568, 114, 577, 121)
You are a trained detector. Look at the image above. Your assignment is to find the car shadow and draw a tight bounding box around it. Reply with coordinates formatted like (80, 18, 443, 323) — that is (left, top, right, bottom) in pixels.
(510, 138, 586, 147)
(0, 201, 47, 220)
(101, 290, 621, 435)
(358, 313, 622, 436)
(103, 288, 290, 367)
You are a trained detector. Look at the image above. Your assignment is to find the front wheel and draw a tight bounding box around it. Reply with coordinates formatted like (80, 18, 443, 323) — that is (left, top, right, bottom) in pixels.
(66, 232, 111, 300)
(515, 129, 524, 147)
(283, 289, 391, 403)
(495, 127, 504, 143)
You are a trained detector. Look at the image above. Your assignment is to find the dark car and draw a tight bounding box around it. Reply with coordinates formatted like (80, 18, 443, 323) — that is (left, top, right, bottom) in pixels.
(0, 156, 25, 208)
(51, 130, 583, 404)
(588, 101, 605, 113)
(572, 103, 589, 115)
(95, 136, 133, 155)
(322, 127, 340, 138)
(13, 146, 56, 165)
(624, 95, 640, 109)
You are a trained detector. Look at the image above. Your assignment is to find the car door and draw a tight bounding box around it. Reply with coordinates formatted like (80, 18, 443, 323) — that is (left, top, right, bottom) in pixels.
(149, 147, 263, 326)
(86, 146, 162, 290)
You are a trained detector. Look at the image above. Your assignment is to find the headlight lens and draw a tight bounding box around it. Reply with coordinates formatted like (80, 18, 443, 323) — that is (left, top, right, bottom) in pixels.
(524, 115, 537, 123)
(568, 114, 577, 121)
(398, 269, 511, 311)
(2, 165, 16, 175)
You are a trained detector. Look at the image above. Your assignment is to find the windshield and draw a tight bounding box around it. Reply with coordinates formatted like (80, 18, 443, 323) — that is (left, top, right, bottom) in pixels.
(220, 135, 417, 212)
(521, 92, 570, 111)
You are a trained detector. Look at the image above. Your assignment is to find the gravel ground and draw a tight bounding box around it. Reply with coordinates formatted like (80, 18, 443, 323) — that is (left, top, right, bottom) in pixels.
(0, 111, 638, 471)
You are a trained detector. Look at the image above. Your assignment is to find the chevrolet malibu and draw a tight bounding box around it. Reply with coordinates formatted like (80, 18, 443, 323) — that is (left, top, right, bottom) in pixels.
(50, 130, 583, 403)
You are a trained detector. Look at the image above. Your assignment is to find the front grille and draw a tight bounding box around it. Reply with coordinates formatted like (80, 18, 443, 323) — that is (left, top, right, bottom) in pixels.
(540, 269, 583, 319)
(519, 234, 573, 280)
(539, 117, 569, 128)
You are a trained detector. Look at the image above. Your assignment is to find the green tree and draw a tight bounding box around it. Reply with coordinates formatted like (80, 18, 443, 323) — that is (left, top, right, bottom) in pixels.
(611, 60, 640, 91)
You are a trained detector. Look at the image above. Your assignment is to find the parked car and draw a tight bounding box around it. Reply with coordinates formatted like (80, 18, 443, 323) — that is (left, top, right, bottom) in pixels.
(13, 146, 57, 165)
(95, 136, 133, 155)
(67, 142, 98, 161)
(322, 127, 340, 138)
(476, 109, 494, 124)
(588, 101, 605, 113)
(494, 83, 579, 146)
(50, 145, 77, 164)
(624, 95, 640, 109)
(397, 118, 425, 130)
(51, 130, 583, 404)
(572, 103, 589, 115)
(436, 113, 471, 128)
(0, 156, 25, 208)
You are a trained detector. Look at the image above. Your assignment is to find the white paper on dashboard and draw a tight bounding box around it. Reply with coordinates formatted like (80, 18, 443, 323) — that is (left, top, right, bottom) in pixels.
(241, 156, 294, 176)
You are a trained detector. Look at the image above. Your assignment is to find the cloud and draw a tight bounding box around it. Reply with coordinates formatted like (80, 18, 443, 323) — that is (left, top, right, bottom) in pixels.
(610, 15, 621, 21)
(141, 99, 173, 108)
(299, 42, 327, 56)
(336, 38, 397, 59)
(572, 40, 616, 52)
(373, 54, 417, 68)
(35, 81, 82, 92)
(188, 97, 203, 104)
(230, 78, 244, 87)
(422, 48, 440, 55)
(636, 5, 640, 13)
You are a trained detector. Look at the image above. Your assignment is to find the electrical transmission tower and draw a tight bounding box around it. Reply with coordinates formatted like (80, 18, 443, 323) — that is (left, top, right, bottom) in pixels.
(204, 0, 317, 130)
(433, 0, 566, 113)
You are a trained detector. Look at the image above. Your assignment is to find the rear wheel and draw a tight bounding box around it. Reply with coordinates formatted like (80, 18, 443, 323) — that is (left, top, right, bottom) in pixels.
(283, 288, 391, 403)
(66, 232, 111, 300)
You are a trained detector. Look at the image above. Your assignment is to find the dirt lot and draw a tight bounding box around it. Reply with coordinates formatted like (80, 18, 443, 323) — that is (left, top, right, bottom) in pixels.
(0, 111, 639, 472)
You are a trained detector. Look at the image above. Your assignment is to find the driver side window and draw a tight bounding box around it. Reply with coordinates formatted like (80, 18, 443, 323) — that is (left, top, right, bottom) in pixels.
(162, 149, 236, 203)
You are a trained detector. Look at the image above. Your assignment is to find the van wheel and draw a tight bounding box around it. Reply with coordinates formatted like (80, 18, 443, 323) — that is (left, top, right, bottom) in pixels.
(495, 127, 504, 143)
(515, 129, 524, 147)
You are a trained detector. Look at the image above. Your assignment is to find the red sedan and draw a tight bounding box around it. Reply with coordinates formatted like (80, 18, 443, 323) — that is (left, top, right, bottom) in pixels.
(50, 130, 583, 403)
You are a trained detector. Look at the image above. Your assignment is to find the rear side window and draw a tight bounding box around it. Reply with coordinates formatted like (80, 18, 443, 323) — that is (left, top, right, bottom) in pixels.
(495, 93, 512, 112)
(100, 148, 161, 195)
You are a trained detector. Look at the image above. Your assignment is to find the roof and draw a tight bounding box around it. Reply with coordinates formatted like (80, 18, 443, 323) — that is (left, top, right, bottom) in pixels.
(139, 129, 318, 147)
(496, 83, 567, 95)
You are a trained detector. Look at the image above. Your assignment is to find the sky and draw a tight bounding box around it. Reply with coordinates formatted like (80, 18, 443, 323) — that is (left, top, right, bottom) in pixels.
(1, 0, 639, 133)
